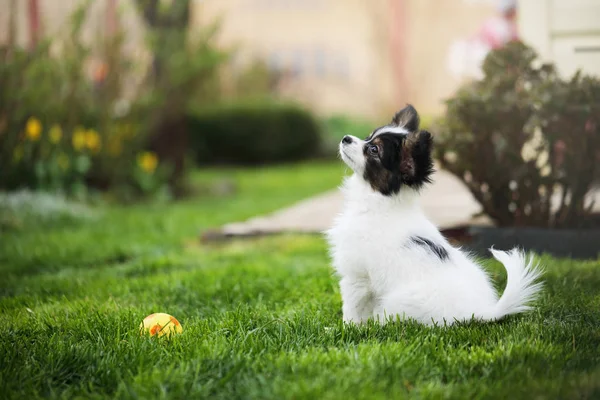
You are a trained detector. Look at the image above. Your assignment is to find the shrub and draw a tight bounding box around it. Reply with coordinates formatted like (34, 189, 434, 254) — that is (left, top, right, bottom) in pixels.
(0, 4, 188, 201)
(436, 41, 600, 228)
(188, 102, 322, 165)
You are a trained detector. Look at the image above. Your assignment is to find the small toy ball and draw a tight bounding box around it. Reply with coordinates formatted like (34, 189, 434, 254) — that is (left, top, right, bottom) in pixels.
(139, 313, 183, 337)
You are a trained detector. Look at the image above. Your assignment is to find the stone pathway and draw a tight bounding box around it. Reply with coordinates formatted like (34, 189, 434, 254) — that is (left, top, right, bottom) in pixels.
(202, 167, 494, 241)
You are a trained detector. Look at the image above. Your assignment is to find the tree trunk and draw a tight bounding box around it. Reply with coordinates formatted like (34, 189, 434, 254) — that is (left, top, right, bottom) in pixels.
(134, 0, 192, 195)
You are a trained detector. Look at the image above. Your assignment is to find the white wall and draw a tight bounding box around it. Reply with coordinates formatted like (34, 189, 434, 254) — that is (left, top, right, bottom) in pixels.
(519, 0, 600, 77)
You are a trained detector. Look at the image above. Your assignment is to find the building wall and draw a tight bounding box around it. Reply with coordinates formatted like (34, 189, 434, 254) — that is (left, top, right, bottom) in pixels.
(0, 0, 146, 60)
(404, 0, 495, 115)
(1, 0, 499, 119)
(192, 0, 398, 119)
(193, 0, 496, 119)
(519, 0, 600, 78)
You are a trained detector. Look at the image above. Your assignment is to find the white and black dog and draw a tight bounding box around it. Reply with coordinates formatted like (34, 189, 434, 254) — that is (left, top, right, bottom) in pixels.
(326, 105, 543, 326)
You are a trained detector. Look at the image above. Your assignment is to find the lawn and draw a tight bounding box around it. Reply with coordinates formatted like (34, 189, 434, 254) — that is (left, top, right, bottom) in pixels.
(1, 161, 599, 399)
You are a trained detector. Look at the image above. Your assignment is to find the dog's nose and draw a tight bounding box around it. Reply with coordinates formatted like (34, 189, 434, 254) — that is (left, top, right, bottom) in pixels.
(342, 135, 353, 144)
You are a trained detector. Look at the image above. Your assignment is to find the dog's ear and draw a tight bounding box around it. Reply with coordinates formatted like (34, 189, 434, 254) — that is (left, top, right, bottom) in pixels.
(399, 130, 434, 187)
(392, 104, 420, 132)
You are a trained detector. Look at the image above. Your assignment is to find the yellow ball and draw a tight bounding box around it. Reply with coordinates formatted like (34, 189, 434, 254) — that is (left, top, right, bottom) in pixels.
(139, 313, 183, 337)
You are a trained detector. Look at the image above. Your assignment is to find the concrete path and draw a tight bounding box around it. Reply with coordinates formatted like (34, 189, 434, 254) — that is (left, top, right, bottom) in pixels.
(202, 167, 494, 241)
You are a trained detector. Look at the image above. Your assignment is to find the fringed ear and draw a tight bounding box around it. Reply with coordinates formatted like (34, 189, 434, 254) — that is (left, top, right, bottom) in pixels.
(400, 130, 434, 187)
(392, 104, 420, 132)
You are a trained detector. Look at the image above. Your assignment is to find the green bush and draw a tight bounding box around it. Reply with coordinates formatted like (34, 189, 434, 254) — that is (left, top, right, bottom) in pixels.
(436, 41, 600, 228)
(188, 102, 322, 165)
(0, 5, 170, 201)
(0, 0, 233, 201)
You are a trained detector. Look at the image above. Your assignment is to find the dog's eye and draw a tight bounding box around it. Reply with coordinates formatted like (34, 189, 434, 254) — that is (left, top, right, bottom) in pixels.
(368, 145, 379, 155)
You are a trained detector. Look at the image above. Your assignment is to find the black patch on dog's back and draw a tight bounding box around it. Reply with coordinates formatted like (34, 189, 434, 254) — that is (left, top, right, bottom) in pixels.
(410, 236, 449, 261)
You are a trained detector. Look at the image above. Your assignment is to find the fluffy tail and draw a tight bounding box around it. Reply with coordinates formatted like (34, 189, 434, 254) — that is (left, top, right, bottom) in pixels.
(486, 248, 544, 320)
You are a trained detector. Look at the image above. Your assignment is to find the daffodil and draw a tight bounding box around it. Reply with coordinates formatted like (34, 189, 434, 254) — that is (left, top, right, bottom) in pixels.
(85, 129, 101, 152)
(137, 151, 158, 173)
(72, 127, 87, 151)
(25, 117, 42, 141)
(49, 125, 63, 144)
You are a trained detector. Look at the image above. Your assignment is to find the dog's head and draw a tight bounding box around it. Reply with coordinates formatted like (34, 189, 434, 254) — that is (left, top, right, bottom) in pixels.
(339, 104, 433, 196)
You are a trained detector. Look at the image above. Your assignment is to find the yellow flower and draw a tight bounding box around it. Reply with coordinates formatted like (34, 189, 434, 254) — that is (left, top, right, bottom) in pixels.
(57, 153, 70, 170)
(49, 125, 63, 144)
(138, 151, 158, 173)
(25, 117, 42, 141)
(72, 127, 86, 151)
(85, 129, 101, 152)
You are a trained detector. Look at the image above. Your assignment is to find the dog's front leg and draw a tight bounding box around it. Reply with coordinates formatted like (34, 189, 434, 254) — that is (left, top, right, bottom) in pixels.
(339, 276, 374, 324)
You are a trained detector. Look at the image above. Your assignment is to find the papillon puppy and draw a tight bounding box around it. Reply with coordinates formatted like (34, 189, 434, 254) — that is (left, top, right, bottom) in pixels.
(326, 105, 543, 326)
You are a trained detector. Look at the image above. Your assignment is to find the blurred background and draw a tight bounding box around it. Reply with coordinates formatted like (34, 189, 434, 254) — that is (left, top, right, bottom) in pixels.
(0, 0, 599, 231)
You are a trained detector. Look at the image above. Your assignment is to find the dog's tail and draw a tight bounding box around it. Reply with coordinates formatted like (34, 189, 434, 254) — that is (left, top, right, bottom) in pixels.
(485, 248, 544, 321)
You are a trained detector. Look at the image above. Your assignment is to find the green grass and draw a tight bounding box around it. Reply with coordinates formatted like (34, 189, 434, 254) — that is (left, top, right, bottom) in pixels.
(1, 161, 600, 399)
